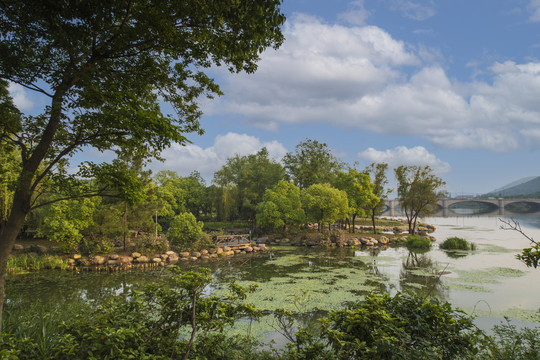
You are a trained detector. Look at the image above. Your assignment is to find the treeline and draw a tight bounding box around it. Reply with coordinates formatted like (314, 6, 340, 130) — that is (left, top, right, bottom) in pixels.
(3, 138, 446, 251)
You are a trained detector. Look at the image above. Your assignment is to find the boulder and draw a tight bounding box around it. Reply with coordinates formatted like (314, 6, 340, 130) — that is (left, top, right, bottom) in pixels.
(244, 246, 253, 252)
(216, 247, 224, 255)
(223, 246, 231, 251)
(253, 246, 260, 252)
(131, 252, 141, 259)
(360, 238, 370, 244)
(234, 249, 241, 254)
(93, 256, 106, 265)
(117, 256, 133, 265)
(152, 257, 162, 263)
(208, 248, 217, 254)
(378, 236, 389, 245)
(166, 251, 176, 256)
(36, 245, 48, 253)
(167, 254, 179, 263)
(201, 249, 209, 255)
(135, 256, 149, 263)
(12, 244, 24, 251)
(67, 258, 76, 266)
(73, 254, 82, 260)
(108, 254, 119, 260)
(210, 254, 218, 258)
(190, 257, 198, 261)
(201, 255, 210, 260)
(191, 251, 201, 258)
(225, 250, 235, 256)
(107, 260, 117, 266)
(179, 252, 190, 258)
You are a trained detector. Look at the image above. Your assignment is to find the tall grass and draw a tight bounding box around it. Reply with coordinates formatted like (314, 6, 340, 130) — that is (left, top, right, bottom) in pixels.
(7, 254, 68, 272)
(405, 235, 432, 250)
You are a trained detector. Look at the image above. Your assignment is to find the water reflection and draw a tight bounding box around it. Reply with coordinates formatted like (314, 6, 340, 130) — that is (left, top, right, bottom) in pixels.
(400, 251, 448, 299)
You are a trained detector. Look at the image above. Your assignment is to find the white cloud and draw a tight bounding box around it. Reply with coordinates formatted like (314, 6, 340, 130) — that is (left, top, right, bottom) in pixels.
(358, 146, 451, 174)
(205, 15, 540, 153)
(148, 133, 287, 180)
(339, 0, 371, 25)
(388, 0, 436, 21)
(8, 82, 33, 111)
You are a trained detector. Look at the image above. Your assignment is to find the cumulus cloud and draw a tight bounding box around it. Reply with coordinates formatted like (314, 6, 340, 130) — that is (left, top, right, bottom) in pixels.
(8, 82, 33, 111)
(148, 133, 287, 180)
(358, 146, 451, 174)
(205, 15, 540, 153)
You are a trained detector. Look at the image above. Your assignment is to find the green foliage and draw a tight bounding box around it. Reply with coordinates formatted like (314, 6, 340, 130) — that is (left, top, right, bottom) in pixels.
(395, 165, 446, 234)
(301, 183, 349, 231)
(487, 321, 540, 359)
(168, 212, 203, 248)
(440, 237, 476, 250)
(283, 292, 484, 360)
(256, 180, 305, 231)
(283, 139, 343, 189)
(129, 234, 169, 255)
(406, 235, 432, 250)
(36, 198, 98, 252)
(7, 254, 67, 272)
(214, 148, 285, 221)
(364, 163, 391, 233)
(77, 234, 117, 255)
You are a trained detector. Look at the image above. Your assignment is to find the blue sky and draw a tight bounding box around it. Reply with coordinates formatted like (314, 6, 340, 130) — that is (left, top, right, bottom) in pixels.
(9, 0, 540, 195)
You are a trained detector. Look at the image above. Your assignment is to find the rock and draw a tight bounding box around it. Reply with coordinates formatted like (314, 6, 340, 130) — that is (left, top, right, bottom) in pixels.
(109, 254, 119, 260)
(117, 256, 133, 265)
(216, 247, 224, 254)
(179, 252, 190, 258)
(152, 257, 162, 263)
(166, 251, 176, 256)
(200, 249, 209, 255)
(225, 250, 235, 256)
(191, 251, 201, 258)
(281, 238, 290, 243)
(160, 254, 168, 261)
(107, 260, 117, 266)
(234, 249, 241, 254)
(208, 248, 217, 254)
(256, 237, 269, 244)
(190, 257, 198, 261)
(179, 257, 189, 262)
(136, 256, 149, 263)
(167, 254, 179, 263)
(73, 254, 82, 260)
(93, 256, 106, 265)
(244, 246, 253, 252)
(12, 244, 24, 251)
(131, 252, 141, 259)
(223, 246, 231, 251)
(201, 255, 210, 260)
(36, 245, 48, 253)
(67, 258, 76, 265)
(210, 254, 218, 258)
(426, 225, 436, 233)
(371, 239, 379, 245)
(360, 238, 370, 244)
(253, 246, 260, 251)
(378, 236, 389, 245)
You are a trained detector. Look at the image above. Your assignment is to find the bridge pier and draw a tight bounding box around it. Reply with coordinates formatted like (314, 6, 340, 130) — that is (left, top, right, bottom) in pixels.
(498, 198, 505, 216)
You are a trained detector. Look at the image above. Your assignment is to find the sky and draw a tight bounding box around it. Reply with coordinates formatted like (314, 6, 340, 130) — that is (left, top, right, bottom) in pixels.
(9, 0, 540, 196)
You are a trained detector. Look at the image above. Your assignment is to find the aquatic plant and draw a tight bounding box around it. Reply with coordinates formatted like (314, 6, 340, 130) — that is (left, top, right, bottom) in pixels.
(440, 237, 476, 250)
(405, 235, 432, 250)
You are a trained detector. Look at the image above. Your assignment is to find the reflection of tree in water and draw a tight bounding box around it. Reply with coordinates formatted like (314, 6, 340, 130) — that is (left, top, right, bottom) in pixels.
(400, 251, 449, 300)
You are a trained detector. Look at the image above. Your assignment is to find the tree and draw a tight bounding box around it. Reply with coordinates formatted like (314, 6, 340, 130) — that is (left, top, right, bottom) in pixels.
(256, 180, 305, 232)
(283, 139, 343, 189)
(395, 165, 446, 235)
(301, 184, 349, 232)
(500, 218, 540, 269)
(333, 169, 379, 233)
(0, 0, 285, 330)
(214, 148, 284, 223)
(364, 163, 392, 234)
(168, 212, 203, 248)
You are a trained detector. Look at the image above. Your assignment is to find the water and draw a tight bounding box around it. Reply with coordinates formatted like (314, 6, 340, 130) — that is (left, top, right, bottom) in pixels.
(5, 215, 540, 337)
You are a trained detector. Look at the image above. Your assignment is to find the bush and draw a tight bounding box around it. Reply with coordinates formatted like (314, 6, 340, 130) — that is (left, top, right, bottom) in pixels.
(129, 234, 169, 255)
(406, 235, 432, 250)
(486, 321, 540, 359)
(281, 292, 485, 360)
(77, 234, 117, 255)
(168, 212, 204, 248)
(440, 237, 476, 250)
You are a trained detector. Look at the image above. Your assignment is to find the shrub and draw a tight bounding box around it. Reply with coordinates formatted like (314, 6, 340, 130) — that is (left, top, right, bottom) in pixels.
(282, 292, 485, 360)
(440, 237, 476, 250)
(406, 235, 432, 250)
(486, 321, 540, 359)
(129, 234, 169, 255)
(168, 212, 203, 248)
(78, 234, 116, 255)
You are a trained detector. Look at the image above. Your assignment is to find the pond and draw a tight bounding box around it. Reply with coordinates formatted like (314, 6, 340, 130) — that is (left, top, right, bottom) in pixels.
(6, 215, 540, 341)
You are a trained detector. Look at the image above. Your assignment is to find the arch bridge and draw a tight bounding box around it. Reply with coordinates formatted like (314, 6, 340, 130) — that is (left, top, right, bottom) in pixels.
(385, 197, 540, 216)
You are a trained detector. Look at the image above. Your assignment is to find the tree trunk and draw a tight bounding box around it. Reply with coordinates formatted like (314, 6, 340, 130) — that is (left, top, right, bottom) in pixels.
(371, 212, 377, 234)
(352, 214, 356, 233)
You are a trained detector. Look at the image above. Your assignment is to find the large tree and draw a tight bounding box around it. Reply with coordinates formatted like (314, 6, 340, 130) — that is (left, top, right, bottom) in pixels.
(283, 139, 343, 189)
(256, 180, 305, 232)
(0, 0, 285, 330)
(333, 169, 379, 233)
(301, 183, 349, 232)
(213, 148, 284, 223)
(395, 165, 446, 235)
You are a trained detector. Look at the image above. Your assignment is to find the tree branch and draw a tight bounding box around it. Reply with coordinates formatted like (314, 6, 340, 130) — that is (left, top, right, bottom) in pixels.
(499, 218, 539, 247)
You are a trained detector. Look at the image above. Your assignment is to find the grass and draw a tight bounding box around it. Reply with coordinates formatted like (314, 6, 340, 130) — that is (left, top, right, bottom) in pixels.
(7, 254, 68, 272)
(405, 235, 432, 250)
(440, 237, 476, 250)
